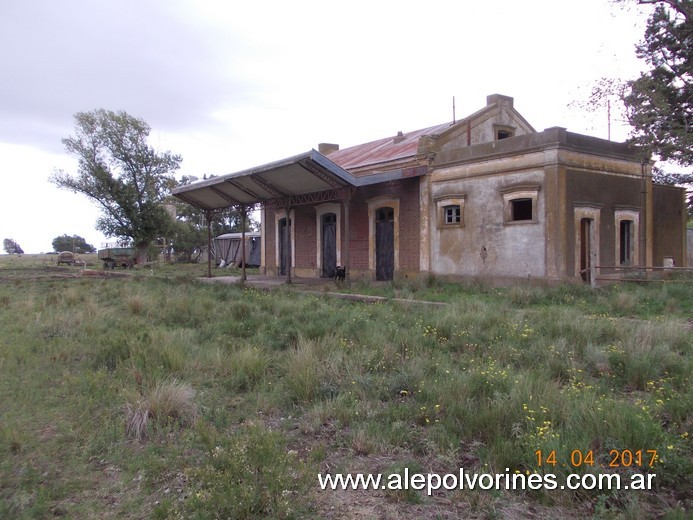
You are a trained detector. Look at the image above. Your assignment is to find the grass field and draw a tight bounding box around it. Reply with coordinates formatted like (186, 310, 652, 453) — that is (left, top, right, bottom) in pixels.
(0, 254, 690, 519)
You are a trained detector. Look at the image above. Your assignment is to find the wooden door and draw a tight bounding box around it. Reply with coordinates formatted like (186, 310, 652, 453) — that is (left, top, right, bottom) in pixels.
(322, 213, 337, 278)
(375, 207, 394, 281)
(279, 218, 288, 276)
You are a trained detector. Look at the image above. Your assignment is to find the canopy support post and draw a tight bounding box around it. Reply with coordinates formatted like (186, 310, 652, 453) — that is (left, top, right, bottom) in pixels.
(240, 204, 248, 283)
(342, 189, 352, 282)
(206, 210, 212, 279)
(285, 198, 292, 284)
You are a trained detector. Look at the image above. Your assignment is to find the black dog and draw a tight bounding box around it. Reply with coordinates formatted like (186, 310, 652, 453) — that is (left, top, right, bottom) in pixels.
(334, 265, 346, 282)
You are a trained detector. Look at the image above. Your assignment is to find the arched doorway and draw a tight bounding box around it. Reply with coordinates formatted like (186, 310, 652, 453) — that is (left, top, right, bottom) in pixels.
(278, 217, 289, 276)
(375, 207, 394, 281)
(321, 213, 337, 278)
(580, 217, 593, 283)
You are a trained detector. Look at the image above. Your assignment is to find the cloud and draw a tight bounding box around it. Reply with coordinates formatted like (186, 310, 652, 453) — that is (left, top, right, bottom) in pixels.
(0, 0, 249, 153)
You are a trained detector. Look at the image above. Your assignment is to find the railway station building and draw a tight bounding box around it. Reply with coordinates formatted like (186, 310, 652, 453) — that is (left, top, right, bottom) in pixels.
(172, 94, 688, 284)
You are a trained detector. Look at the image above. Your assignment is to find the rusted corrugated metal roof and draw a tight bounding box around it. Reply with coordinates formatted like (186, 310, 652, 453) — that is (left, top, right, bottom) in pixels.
(172, 120, 463, 211)
(327, 121, 455, 170)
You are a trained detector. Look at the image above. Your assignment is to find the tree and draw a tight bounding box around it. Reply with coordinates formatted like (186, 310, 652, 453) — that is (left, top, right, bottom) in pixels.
(585, 1, 692, 163)
(580, 1, 692, 213)
(51, 234, 96, 254)
(584, 2, 691, 163)
(51, 109, 181, 264)
(3, 238, 24, 254)
(623, 0, 692, 166)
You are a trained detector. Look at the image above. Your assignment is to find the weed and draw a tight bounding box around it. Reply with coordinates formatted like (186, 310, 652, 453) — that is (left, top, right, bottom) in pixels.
(176, 423, 310, 519)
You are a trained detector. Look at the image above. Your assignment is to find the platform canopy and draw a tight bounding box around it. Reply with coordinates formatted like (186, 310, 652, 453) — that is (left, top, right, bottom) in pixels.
(171, 149, 362, 211)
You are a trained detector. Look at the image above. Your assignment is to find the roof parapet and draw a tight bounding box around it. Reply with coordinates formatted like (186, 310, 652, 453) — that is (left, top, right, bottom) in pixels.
(486, 94, 514, 107)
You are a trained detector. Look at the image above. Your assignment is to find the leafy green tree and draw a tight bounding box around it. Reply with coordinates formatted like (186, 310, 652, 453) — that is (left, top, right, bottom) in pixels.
(3, 238, 24, 254)
(623, 0, 692, 166)
(51, 109, 181, 264)
(584, 2, 691, 164)
(580, 1, 691, 213)
(51, 234, 96, 254)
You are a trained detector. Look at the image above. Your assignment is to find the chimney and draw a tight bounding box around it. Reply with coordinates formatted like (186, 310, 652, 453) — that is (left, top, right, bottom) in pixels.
(318, 143, 339, 155)
(486, 94, 514, 107)
(393, 131, 405, 144)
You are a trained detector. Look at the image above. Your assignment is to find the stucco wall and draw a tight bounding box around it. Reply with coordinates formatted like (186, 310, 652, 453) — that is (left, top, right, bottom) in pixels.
(564, 170, 645, 275)
(652, 185, 686, 267)
(429, 169, 546, 278)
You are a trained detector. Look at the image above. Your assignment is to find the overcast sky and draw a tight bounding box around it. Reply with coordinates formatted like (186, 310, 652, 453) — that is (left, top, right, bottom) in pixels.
(1, 0, 650, 254)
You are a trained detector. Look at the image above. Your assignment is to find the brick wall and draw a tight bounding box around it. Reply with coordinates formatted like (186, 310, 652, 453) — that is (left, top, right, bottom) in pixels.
(398, 179, 422, 271)
(263, 177, 422, 277)
(265, 206, 276, 271)
(294, 205, 316, 269)
(345, 190, 370, 271)
(351, 178, 421, 272)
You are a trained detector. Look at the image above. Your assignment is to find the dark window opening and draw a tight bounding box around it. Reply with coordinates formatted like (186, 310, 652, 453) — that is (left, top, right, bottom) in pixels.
(444, 205, 461, 224)
(620, 220, 633, 265)
(511, 198, 533, 221)
(497, 130, 513, 140)
(377, 207, 394, 223)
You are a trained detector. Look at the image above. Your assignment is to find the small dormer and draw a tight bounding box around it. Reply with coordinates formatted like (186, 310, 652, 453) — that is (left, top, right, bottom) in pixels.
(487, 95, 518, 140)
(495, 125, 516, 140)
(430, 94, 537, 162)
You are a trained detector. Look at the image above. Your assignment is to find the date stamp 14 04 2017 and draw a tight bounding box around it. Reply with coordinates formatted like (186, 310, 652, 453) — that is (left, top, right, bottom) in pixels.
(535, 449, 658, 468)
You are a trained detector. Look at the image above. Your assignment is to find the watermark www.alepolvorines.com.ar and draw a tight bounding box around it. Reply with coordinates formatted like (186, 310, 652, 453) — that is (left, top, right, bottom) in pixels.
(318, 468, 657, 496)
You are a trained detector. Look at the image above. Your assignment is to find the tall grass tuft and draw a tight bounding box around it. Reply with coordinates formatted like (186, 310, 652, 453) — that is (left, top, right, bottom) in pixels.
(284, 336, 322, 404)
(125, 378, 198, 441)
(229, 345, 270, 391)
